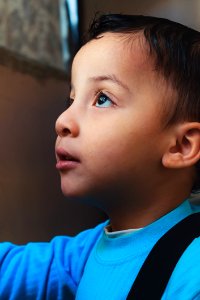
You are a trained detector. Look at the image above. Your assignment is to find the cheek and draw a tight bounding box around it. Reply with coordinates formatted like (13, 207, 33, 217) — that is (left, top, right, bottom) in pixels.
(82, 112, 161, 170)
(83, 126, 139, 170)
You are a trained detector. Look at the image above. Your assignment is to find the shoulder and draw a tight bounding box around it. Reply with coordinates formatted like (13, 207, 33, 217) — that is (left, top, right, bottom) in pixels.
(48, 220, 109, 292)
(51, 220, 108, 263)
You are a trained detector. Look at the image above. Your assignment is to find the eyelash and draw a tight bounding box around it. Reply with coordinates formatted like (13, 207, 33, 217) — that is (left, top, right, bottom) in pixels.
(66, 91, 115, 109)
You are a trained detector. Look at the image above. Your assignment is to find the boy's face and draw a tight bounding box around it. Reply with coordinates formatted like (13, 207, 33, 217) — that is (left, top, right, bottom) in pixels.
(55, 33, 172, 205)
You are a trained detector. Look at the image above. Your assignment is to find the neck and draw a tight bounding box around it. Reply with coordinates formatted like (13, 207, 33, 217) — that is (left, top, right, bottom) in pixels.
(105, 192, 190, 231)
(90, 170, 193, 231)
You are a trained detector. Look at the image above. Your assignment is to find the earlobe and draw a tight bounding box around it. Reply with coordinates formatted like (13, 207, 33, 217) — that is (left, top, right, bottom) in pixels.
(162, 122, 200, 169)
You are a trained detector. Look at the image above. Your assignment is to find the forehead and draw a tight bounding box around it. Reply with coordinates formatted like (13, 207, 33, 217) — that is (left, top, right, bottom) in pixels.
(73, 32, 157, 80)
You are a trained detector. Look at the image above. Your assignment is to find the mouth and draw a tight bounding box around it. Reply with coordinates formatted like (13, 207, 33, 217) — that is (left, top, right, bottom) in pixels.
(55, 148, 80, 171)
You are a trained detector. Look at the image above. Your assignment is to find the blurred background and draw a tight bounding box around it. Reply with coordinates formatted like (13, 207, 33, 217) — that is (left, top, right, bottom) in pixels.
(0, 0, 199, 243)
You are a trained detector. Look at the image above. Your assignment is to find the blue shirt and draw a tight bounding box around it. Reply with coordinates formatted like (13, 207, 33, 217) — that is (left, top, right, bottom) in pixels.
(0, 200, 200, 299)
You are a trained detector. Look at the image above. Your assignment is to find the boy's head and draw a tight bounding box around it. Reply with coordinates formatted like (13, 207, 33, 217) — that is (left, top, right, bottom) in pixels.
(86, 14, 200, 194)
(55, 14, 200, 213)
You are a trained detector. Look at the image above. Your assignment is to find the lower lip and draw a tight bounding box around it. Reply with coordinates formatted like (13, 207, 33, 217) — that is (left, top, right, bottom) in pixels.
(56, 160, 80, 171)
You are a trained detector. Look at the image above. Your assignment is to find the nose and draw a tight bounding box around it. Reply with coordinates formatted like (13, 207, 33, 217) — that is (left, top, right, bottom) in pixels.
(55, 108, 79, 137)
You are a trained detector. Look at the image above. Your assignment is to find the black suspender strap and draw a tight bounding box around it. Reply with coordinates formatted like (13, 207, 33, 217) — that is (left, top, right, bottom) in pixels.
(127, 212, 200, 300)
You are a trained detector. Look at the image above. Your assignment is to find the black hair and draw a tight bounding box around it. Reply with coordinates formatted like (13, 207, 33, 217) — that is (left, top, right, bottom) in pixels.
(87, 14, 200, 193)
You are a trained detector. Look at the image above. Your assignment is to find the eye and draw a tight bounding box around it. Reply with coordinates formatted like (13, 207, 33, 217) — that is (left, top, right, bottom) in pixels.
(95, 92, 114, 108)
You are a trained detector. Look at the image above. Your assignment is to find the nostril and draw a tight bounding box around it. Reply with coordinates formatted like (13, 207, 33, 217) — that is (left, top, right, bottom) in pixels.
(62, 127, 71, 135)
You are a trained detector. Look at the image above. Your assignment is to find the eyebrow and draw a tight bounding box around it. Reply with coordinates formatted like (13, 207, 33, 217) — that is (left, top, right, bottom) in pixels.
(88, 74, 130, 92)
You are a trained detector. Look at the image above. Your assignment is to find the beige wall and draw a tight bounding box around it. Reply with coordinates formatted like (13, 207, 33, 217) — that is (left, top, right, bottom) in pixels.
(80, 0, 200, 34)
(0, 60, 104, 243)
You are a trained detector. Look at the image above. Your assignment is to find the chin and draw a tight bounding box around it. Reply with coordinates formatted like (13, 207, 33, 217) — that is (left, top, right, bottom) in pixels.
(61, 183, 104, 209)
(61, 186, 81, 198)
(61, 181, 88, 198)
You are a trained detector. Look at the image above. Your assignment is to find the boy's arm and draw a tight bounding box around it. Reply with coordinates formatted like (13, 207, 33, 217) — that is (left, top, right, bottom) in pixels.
(0, 222, 105, 299)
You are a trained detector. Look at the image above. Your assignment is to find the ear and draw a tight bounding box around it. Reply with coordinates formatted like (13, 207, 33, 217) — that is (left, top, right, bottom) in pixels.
(162, 122, 200, 169)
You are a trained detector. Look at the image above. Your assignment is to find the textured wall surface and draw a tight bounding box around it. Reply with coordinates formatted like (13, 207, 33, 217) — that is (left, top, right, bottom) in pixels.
(0, 0, 63, 69)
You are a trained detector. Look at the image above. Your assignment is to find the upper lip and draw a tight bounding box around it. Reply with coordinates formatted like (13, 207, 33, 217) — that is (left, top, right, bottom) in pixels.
(55, 147, 80, 162)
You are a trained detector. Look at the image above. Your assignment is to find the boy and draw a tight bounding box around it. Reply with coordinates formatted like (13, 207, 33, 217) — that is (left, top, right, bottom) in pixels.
(0, 14, 200, 299)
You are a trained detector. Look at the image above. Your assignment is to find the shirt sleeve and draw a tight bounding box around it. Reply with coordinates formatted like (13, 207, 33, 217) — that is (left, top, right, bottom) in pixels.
(0, 222, 106, 299)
